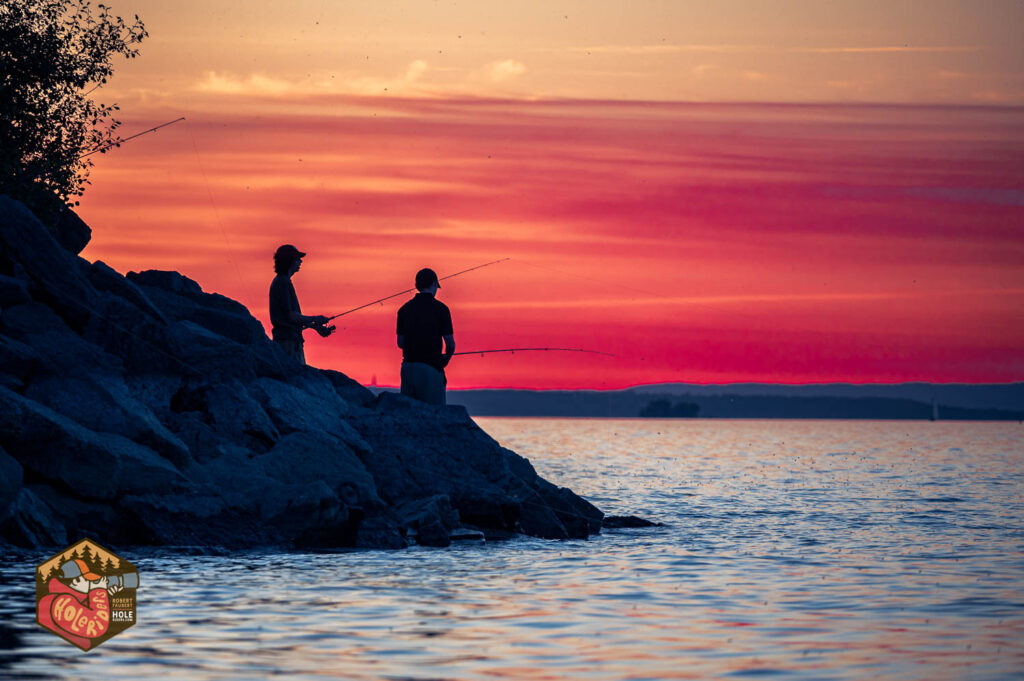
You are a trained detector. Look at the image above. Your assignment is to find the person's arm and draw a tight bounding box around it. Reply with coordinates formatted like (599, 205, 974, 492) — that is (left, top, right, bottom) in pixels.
(397, 334, 404, 349)
(440, 334, 455, 367)
(289, 311, 328, 328)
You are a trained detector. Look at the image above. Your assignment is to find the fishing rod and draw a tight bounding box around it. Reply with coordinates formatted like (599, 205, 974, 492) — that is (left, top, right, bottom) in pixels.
(453, 348, 615, 357)
(79, 116, 186, 158)
(326, 257, 510, 322)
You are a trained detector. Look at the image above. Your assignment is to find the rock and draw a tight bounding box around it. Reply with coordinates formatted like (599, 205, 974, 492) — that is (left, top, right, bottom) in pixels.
(0, 446, 23, 524)
(515, 490, 568, 539)
(449, 528, 485, 542)
(250, 375, 371, 453)
(0, 273, 31, 307)
(534, 479, 603, 538)
(0, 335, 42, 391)
(0, 196, 98, 328)
(163, 411, 233, 464)
(0, 386, 188, 501)
(86, 260, 167, 323)
(172, 378, 279, 452)
(166, 321, 258, 380)
(29, 483, 135, 546)
(49, 205, 92, 255)
(2, 302, 123, 375)
(322, 369, 375, 406)
(127, 269, 202, 296)
(0, 488, 67, 548)
(394, 495, 460, 547)
(117, 492, 263, 547)
(255, 480, 353, 548)
(80, 292, 181, 374)
(354, 516, 406, 550)
(350, 392, 600, 541)
(24, 372, 191, 469)
(258, 430, 380, 506)
(602, 515, 662, 528)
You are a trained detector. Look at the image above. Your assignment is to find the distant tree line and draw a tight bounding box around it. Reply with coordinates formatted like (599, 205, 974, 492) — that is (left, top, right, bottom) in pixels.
(638, 398, 700, 418)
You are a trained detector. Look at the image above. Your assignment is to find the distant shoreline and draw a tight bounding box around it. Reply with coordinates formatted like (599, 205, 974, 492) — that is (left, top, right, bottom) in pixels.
(373, 383, 1024, 420)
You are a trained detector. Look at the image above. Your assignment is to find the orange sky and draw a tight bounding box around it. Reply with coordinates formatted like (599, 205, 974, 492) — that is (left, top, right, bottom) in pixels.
(75, 1, 1024, 388)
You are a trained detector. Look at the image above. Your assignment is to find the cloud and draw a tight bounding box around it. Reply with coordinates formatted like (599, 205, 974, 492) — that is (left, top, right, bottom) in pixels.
(195, 60, 432, 98)
(486, 60, 527, 83)
(197, 72, 297, 96)
(559, 44, 978, 56)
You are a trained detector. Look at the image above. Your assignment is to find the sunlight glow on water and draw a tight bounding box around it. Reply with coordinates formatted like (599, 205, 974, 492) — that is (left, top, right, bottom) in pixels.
(2, 419, 1023, 680)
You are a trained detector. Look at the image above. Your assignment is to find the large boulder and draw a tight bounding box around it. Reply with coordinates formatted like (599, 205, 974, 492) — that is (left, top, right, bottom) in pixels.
(23, 372, 191, 469)
(0, 196, 98, 328)
(86, 260, 167, 323)
(48, 205, 92, 255)
(350, 393, 601, 539)
(0, 386, 188, 501)
(0, 488, 68, 548)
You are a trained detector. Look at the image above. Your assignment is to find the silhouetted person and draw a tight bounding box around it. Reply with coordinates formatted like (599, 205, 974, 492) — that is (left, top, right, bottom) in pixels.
(269, 244, 333, 364)
(397, 268, 455, 405)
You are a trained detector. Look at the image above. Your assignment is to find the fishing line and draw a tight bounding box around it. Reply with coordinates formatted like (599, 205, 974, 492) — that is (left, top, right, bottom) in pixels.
(453, 348, 615, 357)
(80, 117, 186, 158)
(186, 118, 249, 300)
(327, 257, 510, 321)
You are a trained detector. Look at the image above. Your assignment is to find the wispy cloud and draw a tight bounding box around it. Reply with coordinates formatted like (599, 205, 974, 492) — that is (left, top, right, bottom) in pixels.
(485, 60, 527, 83)
(557, 44, 978, 55)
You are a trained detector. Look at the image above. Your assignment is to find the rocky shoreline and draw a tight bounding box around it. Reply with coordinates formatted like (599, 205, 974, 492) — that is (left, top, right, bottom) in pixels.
(0, 196, 604, 550)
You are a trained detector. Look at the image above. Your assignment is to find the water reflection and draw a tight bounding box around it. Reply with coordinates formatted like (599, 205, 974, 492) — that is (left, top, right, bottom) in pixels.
(2, 420, 1023, 680)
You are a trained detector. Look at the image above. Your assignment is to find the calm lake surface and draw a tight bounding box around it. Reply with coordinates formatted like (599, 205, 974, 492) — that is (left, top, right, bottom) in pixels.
(2, 418, 1023, 680)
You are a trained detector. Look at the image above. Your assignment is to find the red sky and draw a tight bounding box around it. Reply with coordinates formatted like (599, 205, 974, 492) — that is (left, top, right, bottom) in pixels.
(74, 2, 1024, 389)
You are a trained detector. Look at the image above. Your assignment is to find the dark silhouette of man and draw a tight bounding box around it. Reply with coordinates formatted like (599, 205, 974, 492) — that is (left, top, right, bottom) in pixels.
(269, 244, 333, 364)
(397, 268, 455, 405)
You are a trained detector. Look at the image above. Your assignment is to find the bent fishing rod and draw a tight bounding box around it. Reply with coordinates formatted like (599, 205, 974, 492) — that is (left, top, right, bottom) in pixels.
(326, 257, 510, 322)
(79, 116, 186, 159)
(453, 348, 615, 357)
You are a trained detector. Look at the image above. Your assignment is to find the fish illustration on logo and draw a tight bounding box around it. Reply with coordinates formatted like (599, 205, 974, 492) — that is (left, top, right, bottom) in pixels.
(35, 539, 139, 650)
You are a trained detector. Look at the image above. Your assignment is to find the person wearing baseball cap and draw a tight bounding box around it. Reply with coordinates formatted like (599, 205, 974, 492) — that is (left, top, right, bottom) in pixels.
(396, 267, 456, 405)
(269, 244, 334, 364)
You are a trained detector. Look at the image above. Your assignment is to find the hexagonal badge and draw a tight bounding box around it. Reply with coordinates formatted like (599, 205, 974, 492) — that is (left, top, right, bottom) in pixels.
(35, 539, 139, 651)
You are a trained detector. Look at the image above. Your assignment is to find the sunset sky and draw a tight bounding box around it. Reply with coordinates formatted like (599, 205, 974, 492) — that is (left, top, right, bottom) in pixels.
(76, 1, 1024, 389)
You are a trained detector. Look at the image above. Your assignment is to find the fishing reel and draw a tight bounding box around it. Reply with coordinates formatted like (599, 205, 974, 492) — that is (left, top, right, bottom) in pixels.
(313, 323, 336, 338)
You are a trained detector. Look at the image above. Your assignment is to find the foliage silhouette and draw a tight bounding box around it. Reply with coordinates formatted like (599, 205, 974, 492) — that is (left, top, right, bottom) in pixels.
(0, 0, 146, 218)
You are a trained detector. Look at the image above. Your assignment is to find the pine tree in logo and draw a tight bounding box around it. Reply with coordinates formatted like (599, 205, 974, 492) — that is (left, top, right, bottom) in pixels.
(80, 543, 95, 570)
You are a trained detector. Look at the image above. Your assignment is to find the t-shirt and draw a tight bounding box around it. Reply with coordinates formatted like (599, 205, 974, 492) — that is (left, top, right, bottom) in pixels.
(269, 275, 303, 343)
(396, 292, 453, 371)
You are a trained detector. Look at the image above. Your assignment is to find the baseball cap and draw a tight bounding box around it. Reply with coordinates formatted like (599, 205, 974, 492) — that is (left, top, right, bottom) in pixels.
(60, 559, 102, 581)
(415, 268, 439, 290)
(274, 244, 306, 260)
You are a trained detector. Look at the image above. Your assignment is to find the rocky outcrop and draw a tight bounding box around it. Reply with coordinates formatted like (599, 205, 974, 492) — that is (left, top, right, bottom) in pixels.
(0, 195, 603, 549)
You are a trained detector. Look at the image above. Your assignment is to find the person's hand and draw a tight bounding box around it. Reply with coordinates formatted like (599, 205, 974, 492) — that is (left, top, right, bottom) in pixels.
(314, 315, 329, 326)
(108, 584, 123, 595)
(315, 324, 336, 338)
(91, 577, 109, 591)
(440, 354, 452, 368)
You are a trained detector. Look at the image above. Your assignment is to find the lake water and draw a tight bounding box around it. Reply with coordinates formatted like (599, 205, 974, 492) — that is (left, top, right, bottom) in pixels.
(2, 418, 1023, 680)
